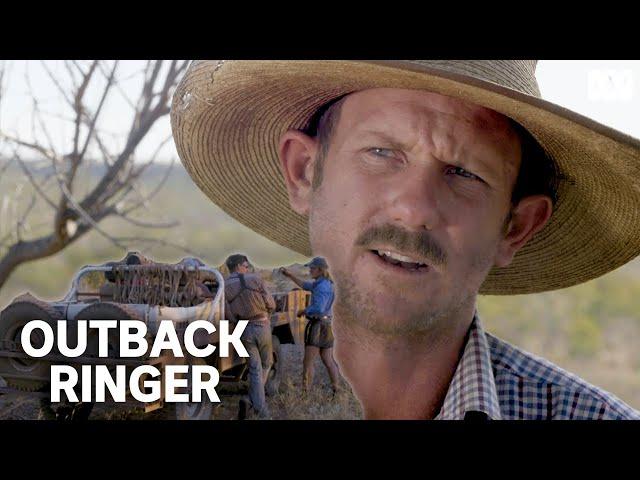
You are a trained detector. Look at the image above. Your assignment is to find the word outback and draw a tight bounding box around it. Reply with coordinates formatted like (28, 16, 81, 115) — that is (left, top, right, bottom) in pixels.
(20, 319, 249, 403)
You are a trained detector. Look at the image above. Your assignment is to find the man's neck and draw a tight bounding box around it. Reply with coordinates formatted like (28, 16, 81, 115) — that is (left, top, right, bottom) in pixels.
(333, 304, 476, 419)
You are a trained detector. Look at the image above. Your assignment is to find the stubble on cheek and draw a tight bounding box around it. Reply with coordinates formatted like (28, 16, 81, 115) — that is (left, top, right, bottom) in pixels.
(307, 202, 339, 261)
(307, 176, 361, 264)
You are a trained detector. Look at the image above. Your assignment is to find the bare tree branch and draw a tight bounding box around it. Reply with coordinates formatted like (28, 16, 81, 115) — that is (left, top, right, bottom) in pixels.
(97, 61, 136, 110)
(79, 62, 178, 213)
(71, 61, 86, 79)
(139, 61, 163, 115)
(0, 60, 190, 291)
(40, 61, 75, 111)
(9, 147, 57, 210)
(63, 61, 80, 92)
(119, 66, 148, 83)
(122, 134, 173, 187)
(21, 107, 116, 170)
(119, 156, 176, 215)
(71, 60, 99, 157)
(15, 193, 37, 241)
(55, 172, 127, 249)
(2, 133, 56, 160)
(92, 131, 116, 168)
(25, 65, 59, 157)
(70, 61, 116, 187)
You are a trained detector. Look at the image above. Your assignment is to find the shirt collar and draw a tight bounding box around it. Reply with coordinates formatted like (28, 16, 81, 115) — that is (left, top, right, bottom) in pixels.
(434, 313, 502, 420)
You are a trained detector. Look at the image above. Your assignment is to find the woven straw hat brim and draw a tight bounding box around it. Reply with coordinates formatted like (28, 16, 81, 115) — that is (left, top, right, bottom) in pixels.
(170, 61, 640, 295)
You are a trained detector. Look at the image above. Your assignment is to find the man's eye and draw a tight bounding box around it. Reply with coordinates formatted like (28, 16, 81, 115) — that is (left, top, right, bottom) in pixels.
(445, 165, 481, 181)
(368, 147, 396, 158)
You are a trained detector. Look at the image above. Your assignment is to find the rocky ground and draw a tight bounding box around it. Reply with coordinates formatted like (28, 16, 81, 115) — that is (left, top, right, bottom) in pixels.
(0, 343, 363, 421)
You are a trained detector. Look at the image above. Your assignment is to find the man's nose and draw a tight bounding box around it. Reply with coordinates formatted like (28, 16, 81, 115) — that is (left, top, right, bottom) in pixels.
(385, 165, 444, 230)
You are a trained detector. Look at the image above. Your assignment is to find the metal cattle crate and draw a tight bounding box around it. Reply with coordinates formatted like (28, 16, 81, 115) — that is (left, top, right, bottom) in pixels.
(0, 252, 309, 420)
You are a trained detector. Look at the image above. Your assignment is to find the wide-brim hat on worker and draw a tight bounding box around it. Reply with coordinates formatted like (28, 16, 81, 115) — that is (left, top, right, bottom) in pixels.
(170, 60, 640, 295)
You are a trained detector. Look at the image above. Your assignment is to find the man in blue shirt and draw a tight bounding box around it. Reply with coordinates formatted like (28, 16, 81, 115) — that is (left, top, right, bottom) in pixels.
(281, 257, 341, 394)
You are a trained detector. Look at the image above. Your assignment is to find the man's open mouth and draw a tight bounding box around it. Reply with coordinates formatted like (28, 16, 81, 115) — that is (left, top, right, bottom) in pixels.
(370, 249, 430, 272)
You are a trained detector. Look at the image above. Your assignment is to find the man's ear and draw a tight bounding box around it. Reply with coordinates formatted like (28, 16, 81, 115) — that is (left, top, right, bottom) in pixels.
(494, 195, 553, 268)
(278, 130, 319, 216)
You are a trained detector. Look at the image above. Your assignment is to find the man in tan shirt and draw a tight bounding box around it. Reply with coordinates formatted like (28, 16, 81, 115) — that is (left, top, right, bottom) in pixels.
(224, 254, 276, 419)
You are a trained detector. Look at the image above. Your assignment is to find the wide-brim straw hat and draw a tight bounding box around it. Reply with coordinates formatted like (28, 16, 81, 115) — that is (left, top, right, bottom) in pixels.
(170, 60, 640, 295)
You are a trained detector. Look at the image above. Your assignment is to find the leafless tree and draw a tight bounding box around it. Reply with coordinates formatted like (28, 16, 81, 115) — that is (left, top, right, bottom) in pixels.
(0, 60, 194, 291)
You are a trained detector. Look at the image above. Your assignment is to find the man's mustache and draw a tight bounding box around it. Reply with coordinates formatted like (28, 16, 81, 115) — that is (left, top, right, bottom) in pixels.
(355, 224, 447, 267)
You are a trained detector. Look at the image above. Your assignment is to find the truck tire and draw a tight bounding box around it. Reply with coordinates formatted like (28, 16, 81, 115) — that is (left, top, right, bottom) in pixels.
(265, 335, 281, 396)
(0, 295, 61, 392)
(175, 358, 215, 420)
(175, 398, 215, 420)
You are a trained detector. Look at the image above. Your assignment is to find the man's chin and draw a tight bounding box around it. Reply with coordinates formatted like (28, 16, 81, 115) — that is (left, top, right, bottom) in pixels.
(332, 271, 440, 335)
(333, 301, 444, 337)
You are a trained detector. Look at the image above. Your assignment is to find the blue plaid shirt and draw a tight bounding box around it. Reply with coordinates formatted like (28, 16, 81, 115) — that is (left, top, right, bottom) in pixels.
(434, 314, 640, 420)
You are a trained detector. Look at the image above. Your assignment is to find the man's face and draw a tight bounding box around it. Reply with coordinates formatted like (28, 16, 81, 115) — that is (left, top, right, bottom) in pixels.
(237, 261, 250, 274)
(298, 88, 524, 336)
(309, 266, 321, 279)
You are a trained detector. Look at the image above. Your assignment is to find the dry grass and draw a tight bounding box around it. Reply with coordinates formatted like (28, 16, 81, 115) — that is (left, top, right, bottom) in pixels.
(265, 345, 362, 420)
